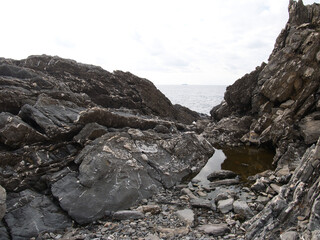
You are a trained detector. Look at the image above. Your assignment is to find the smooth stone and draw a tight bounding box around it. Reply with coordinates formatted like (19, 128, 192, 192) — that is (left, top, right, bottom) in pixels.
(0, 185, 6, 220)
(218, 198, 234, 213)
(113, 210, 145, 220)
(209, 178, 240, 188)
(270, 183, 281, 194)
(207, 170, 238, 181)
(214, 192, 229, 203)
(233, 200, 254, 219)
(190, 198, 216, 210)
(181, 188, 198, 199)
(145, 233, 161, 240)
(175, 209, 194, 225)
(198, 224, 230, 236)
(136, 205, 161, 215)
(280, 231, 299, 240)
(257, 196, 270, 205)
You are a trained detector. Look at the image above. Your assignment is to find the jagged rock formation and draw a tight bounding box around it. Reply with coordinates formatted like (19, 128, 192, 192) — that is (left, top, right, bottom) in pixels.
(209, 0, 320, 168)
(0, 55, 213, 238)
(209, 1, 320, 239)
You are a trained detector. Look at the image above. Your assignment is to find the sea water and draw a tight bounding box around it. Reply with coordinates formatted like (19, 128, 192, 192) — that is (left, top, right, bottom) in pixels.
(156, 85, 226, 115)
(157, 84, 274, 186)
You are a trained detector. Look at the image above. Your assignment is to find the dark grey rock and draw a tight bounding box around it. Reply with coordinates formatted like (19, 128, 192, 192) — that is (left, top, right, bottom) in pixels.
(190, 198, 216, 210)
(52, 130, 213, 224)
(113, 210, 144, 220)
(5, 189, 71, 240)
(0, 221, 9, 240)
(209, 178, 240, 188)
(233, 200, 254, 219)
(0, 186, 5, 220)
(73, 122, 108, 144)
(207, 170, 238, 181)
(300, 113, 320, 145)
(198, 224, 230, 236)
(251, 179, 267, 192)
(0, 112, 47, 147)
(18, 95, 84, 140)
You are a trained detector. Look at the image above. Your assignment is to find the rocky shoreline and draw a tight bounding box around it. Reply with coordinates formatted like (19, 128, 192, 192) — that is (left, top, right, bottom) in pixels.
(1, 0, 320, 239)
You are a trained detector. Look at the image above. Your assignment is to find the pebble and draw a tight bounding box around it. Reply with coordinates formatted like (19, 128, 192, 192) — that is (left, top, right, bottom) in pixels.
(198, 224, 230, 236)
(175, 209, 194, 225)
(190, 198, 216, 210)
(37, 173, 283, 240)
(218, 198, 234, 213)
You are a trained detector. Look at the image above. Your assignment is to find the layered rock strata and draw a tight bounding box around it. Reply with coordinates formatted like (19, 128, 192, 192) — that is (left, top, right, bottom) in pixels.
(209, 1, 320, 239)
(0, 55, 213, 238)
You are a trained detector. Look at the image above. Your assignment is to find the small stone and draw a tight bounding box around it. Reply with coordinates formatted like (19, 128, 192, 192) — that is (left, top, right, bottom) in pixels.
(280, 231, 299, 240)
(113, 210, 144, 220)
(233, 200, 254, 219)
(276, 166, 290, 177)
(257, 196, 270, 205)
(251, 179, 267, 192)
(209, 178, 240, 188)
(190, 198, 216, 210)
(316, 51, 320, 62)
(175, 209, 194, 225)
(218, 198, 234, 213)
(280, 100, 295, 108)
(256, 203, 265, 211)
(181, 188, 198, 199)
(196, 190, 207, 197)
(136, 205, 161, 215)
(311, 230, 320, 240)
(157, 226, 189, 237)
(304, 67, 315, 78)
(0, 185, 6, 220)
(214, 192, 229, 203)
(198, 224, 230, 236)
(145, 233, 161, 240)
(207, 170, 238, 181)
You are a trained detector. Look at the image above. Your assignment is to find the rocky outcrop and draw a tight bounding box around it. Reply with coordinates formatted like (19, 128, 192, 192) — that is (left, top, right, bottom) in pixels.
(0, 55, 199, 124)
(210, 0, 320, 161)
(0, 55, 212, 238)
(244, 137, 320, 239)
(51, 129, 212, 224)
(208, 1, 320, 239)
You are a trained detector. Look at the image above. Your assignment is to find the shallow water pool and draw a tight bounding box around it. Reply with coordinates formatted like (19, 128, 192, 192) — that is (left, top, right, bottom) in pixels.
(193, 146, 275, 187)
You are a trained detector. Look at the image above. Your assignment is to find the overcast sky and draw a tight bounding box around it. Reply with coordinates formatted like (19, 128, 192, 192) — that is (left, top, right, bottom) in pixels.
(1, 0, 319, 85)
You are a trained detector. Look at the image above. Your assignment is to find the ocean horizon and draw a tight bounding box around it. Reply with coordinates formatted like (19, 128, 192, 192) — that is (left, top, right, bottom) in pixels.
(156, 84, 227, 115)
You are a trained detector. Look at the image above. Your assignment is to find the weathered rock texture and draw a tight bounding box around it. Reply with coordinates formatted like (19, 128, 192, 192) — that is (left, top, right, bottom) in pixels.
(208, 1, 320, 239)
(0, 55, 213, 237)
(209, 0, 320, 167)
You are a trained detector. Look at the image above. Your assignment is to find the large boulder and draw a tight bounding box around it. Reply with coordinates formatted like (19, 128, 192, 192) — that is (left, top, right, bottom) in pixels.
(52, 129, 213, 224)
(5, 189, 72, 240)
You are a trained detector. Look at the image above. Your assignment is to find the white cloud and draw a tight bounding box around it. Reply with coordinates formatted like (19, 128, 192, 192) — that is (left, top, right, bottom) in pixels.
(0, 0, 319, 85)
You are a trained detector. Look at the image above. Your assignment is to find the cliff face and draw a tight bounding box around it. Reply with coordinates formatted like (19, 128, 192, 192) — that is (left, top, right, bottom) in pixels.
(210, 0, 320, 166)
(210, 1, 320, 239)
